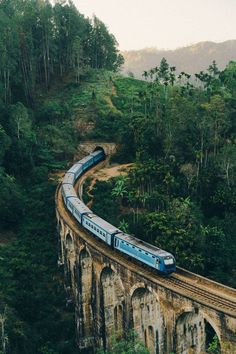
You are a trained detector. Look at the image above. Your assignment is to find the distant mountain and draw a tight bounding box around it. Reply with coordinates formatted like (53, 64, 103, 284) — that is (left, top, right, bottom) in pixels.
(121, 40, 236, 79)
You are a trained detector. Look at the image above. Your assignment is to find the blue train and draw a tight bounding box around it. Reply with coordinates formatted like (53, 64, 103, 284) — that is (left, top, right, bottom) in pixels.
(61, 149, 176, 274)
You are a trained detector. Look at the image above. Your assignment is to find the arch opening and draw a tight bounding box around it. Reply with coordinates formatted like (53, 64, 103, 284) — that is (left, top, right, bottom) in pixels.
(131, 287, 161, 354)
(175, 311, 204, 354)
(145, 325, 155, 353)
(65, 233, 73, 251)
(114, 304, 123, 336)
(100, 267, 125, 349)
(205, 320, 221, 354)
(77, 248, 93, 340)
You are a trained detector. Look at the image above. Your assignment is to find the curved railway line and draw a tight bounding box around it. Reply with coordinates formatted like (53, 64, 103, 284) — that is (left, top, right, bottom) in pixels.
(56, 158, 236, 319)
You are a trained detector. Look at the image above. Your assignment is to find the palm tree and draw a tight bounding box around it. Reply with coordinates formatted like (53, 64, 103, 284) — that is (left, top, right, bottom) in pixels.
(118, 219, 129, 233)
(111, 176, 128, 203)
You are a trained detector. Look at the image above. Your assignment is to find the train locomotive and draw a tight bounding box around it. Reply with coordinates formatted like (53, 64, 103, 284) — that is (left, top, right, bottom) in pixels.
(61, 149, 176, 275)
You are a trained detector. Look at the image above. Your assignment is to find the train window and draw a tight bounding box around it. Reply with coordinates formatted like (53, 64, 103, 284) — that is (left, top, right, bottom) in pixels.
(122, 241, 124, 243)
(126, 243, 129, 246)
(145, 252, 148, 255)
(132, 246, 135, 248)
(164, 258, 174, 265)
(139, 250, 142, 252)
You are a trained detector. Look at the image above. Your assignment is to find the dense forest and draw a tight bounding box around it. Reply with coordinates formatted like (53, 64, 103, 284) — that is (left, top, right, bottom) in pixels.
(90, 59, 236, 287)
(0, 0, 236, 353)
(0, 0, 123, 353)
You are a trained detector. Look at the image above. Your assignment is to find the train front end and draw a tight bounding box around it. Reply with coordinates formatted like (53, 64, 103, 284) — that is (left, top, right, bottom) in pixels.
(160, 255, 176, 274)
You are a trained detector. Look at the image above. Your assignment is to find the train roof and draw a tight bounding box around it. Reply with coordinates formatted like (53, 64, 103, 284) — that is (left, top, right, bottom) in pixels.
(67, 163, 82, 174)
(63, 172, 75, 184)
(116, 233, 174, 258)
(62, 184, 77, 197)
(90, 150, 103, 156)
(79, 155, 93, 165)
(68, 197, 91, 214)
(84, 213, 121, 235)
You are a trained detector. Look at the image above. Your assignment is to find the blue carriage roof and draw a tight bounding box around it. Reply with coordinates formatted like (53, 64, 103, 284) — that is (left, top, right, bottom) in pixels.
(63, 172, 75, 184)
(116, 233, 174, 258)
(62, 184, 77, 197)
(68, 197, 91, 214)
(84, 213, 121, 235)
(67, 163, 83, 174)
(79, 155, 93, 164)
(90, 150, 103, 156)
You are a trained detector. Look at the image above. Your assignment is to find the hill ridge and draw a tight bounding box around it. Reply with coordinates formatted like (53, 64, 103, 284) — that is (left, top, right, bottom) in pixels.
(122, 40, 236, 78)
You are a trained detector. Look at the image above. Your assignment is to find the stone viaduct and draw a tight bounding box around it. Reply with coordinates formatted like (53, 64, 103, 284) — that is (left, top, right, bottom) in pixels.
(56, 144, 236, 354)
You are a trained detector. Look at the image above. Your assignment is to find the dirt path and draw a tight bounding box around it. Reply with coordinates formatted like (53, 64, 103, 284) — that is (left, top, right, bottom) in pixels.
(86, 163, 133, 208)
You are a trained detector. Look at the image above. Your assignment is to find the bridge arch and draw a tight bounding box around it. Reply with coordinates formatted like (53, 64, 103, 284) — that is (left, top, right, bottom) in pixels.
(100, 267, 125, 348)
(76, 247, 94, 343)
(65, 233, 73, 251)
(131, 287, 164, 354)
(175, 309, 206, 354)
(200, 310, 221, 341)
(57, 220, 64, 264)
(199, 311, 221, 353)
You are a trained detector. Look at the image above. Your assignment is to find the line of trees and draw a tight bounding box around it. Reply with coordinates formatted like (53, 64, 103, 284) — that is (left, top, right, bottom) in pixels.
(0, 0, 123, 105)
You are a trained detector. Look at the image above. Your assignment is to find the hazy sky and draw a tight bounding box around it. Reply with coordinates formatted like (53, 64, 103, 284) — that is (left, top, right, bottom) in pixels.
(73, 0, 236, 51)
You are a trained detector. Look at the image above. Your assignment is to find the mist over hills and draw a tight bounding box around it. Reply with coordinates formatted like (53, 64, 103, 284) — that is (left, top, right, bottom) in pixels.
(121, 40, 236, 78)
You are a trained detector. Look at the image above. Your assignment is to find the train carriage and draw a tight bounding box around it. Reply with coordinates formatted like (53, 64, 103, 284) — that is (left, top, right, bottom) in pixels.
(67, 163, 83, 180)
(114, 233, 176, 274)
(61, 149, 176, 275)
(90, 150, 105, 164)
(67, 197, 91, 223)
(63, 172, 75, 185)
(61, 184, 77, 204)
(82, 213, 121, 246)
(79, 155, 94, 172)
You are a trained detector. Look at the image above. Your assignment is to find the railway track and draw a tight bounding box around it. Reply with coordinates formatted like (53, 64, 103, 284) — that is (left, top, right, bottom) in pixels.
(56, 159, 236, 318)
